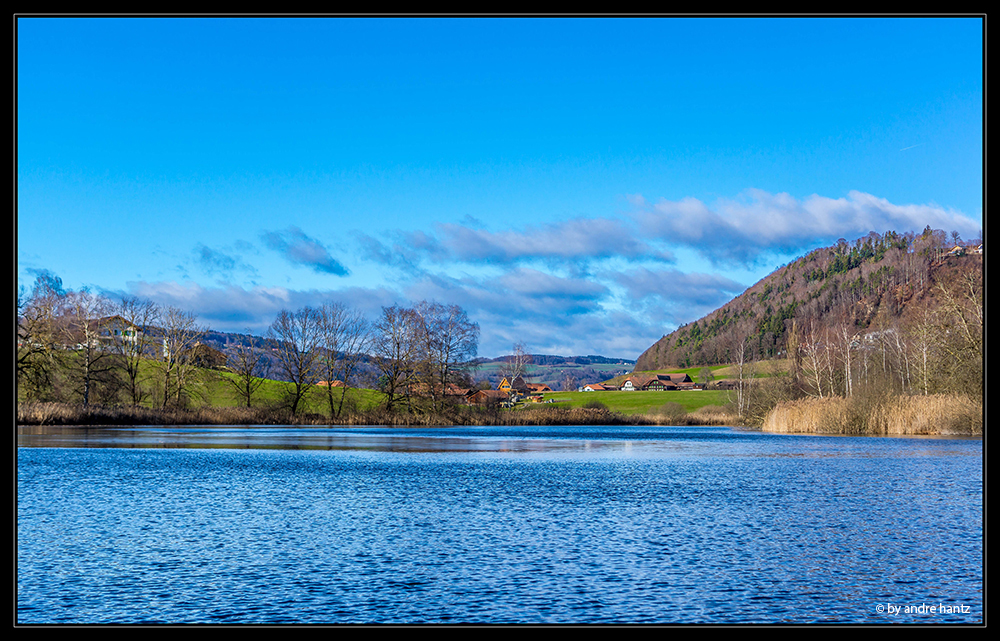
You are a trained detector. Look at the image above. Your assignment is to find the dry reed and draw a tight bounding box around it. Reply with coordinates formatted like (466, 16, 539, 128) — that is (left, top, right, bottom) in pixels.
(762, 394, 982, 436)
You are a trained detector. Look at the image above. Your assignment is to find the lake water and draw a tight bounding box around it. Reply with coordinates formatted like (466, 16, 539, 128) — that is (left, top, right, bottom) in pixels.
(17, 425, 983, 625)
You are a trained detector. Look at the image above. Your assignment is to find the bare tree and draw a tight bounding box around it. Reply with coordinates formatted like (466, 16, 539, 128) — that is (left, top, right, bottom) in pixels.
(835, 319, 856, 398)
(786, 318, 802, 387)
(800, 319, 828, 398)
(17, 275, 66, 401)
(413, 301, 479, 412)
(500, 342, 532, 382)
(888, 327, 912, 393)
(372, 304, 421, 413)
(62, 289, 114, 407)
(268, 307, 323, 416)
(932, 269, 983, 400)
(110, 296, 161, 406)
(731, 333, 758, 422)
(936, 270, 984, 360)
(225, 332, 270, 408)
(159, 306, 205, 408)
(317, 302, 372, 418)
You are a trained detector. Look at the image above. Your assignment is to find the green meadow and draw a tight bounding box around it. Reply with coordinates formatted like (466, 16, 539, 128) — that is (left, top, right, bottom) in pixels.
(203, 370, 385, 415)
(196, 368, 736, 419)
(532, 389, 731, 414)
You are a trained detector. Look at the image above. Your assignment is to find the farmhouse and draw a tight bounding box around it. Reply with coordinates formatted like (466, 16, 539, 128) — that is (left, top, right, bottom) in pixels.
(620, 373, 695, 391)
(467, 389, 510, 406)
(657, 373, 696, 389)
(497, 376, 532, 394)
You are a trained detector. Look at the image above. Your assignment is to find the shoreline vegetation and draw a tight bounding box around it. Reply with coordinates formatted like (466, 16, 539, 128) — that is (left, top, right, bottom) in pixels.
(16, 398, 747, 428)
(15, 401, 737, 428)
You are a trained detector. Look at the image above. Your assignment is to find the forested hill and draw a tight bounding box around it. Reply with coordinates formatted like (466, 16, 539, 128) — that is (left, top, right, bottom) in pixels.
(634, 228, 983, 372)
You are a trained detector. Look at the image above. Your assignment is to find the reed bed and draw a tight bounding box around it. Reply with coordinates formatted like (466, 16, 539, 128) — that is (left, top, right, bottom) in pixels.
(762, 394, 982, 436)
(16, 401, 720, 428)
(16, 402, 296, 427)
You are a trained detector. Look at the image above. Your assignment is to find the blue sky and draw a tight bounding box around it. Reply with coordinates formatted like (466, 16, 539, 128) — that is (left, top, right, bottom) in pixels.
(17, 16, 983, 358)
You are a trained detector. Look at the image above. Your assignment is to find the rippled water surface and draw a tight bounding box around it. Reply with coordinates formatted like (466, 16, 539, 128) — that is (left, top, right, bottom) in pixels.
(17, 425, 982, 624)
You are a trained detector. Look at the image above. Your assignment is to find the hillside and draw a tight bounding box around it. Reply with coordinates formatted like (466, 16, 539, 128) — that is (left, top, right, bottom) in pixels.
(635, 228, 983, 375)
(473, 354, 635, 391)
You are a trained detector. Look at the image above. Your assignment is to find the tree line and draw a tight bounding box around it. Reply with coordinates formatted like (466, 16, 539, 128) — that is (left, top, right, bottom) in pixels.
(213, 300, 480, 416)
(17, 272, 206, 409)
(17, 272, 481, 419)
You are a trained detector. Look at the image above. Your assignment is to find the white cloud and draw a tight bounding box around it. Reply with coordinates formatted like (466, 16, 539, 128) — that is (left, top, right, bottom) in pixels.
(424, 217, 674, 265)
(634, 189, 981, 265)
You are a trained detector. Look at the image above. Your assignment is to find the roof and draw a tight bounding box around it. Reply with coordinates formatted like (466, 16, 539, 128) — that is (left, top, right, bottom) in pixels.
(467, 389, 510, 404)
(510, 376, 530, 391)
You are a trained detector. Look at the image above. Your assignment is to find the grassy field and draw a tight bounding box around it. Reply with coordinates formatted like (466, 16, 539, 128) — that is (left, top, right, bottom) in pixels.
(200, 369, 734, 420)
(535, 389, 732, 414)
(121, 362, 740, 418)
(203, 371, 385, 415)
(116, 367, 736, 421)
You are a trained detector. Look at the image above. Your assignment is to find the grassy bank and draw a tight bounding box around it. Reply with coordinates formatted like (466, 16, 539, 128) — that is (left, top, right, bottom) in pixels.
(761, 393, 983, 436)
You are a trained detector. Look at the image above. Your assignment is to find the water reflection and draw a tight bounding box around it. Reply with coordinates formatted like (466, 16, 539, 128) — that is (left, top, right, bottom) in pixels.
(17, 424, 979, 457)
(18, 425, 729, 455)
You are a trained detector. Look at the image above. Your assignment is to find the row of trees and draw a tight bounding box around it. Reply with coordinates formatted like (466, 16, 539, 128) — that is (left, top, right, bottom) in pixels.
(262, 301, 480, 416)
(18, 272, 483, 418)
(17, 273, 206, 408)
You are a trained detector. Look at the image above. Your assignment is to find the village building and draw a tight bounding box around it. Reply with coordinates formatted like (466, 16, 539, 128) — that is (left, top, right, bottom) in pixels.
(620, 373, 695, 391)
(497, 376, 532, 394)
(97, 315, 144, 347)
(467, 389, 510, 407)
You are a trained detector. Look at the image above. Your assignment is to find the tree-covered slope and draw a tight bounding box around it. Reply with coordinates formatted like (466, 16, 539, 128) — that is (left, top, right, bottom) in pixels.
(635, 228, 982, 373)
